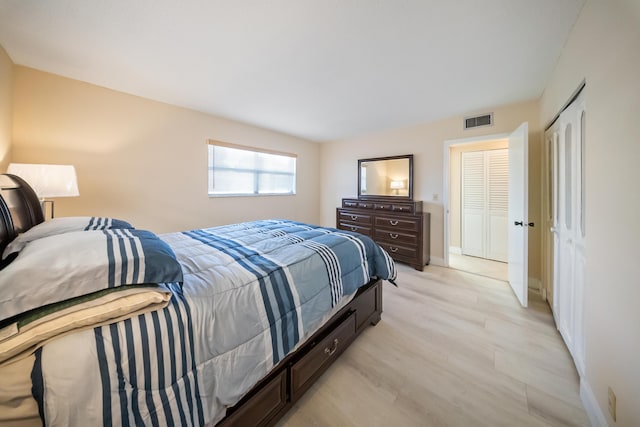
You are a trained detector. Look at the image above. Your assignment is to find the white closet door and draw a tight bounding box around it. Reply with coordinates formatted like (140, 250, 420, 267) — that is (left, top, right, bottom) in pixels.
(545, 124, 560, 313)
(487, 149, 509, 262)
(462, 149, 509, 262)
(554, 91, 586, 376)
(462, 151, 485, 258)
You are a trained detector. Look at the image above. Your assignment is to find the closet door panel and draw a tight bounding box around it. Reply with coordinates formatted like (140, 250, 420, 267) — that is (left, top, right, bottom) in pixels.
(462, 152, 485, 257)
(487, 149, 509, 262)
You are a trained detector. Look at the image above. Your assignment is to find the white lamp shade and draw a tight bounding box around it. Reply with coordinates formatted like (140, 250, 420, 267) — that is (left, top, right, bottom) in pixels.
(390, 180, 405, 190)
(7, 163, 79, 198)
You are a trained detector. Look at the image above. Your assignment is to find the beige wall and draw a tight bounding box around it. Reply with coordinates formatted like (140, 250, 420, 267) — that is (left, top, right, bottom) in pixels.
(540, 1, 640, 425)
(449, 139, 508, 250)
(0, 45, 12, 170)
(320, 100, 541, 279)
(11, 67, 321, 233)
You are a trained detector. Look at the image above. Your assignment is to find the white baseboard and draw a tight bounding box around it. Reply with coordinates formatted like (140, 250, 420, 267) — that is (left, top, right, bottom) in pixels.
(429, 256, 445, 267)
(449, 246, 462, 255)
(580, 379, 609, 427)
(528, 277, 541, 292)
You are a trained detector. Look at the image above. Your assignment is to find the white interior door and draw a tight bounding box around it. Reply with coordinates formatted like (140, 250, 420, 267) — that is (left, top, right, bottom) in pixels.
(507, 122, 529, 307)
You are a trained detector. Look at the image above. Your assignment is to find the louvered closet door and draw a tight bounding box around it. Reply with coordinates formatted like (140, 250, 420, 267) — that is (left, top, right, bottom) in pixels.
(487, 150, 509, 261)
(462, 152, 485, 258)
(462, 149, 509, 262)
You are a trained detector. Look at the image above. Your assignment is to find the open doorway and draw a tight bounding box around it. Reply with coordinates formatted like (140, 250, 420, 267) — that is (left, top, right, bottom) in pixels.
(445, 136, 509, 282)
(444, 123, 530, 307)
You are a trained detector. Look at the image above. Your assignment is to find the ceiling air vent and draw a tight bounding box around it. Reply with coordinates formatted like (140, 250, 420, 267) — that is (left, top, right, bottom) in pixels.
(464, 113, 493, 130)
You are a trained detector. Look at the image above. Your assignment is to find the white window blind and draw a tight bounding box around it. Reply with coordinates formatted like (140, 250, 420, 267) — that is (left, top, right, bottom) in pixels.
(207, 140, 297, 196)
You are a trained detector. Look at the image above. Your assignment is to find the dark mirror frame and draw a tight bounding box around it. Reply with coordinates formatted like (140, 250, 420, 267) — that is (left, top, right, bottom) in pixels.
(357, 154, 414, 201)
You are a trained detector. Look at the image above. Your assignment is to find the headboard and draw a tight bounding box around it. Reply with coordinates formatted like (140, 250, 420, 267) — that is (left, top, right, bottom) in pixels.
(0, 173, 45, 254)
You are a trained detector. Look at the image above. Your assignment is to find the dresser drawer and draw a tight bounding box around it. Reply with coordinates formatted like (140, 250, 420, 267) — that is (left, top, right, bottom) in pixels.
(375, 215, 420, 232)
(291, 312, 356, 400)
(357, 201, 374, 209)
(338, 222, 372, 236)
(374, 229, 418, 247)
(342, 199, 359, 208)
(391, 203, 414, 213)
(338, 210, 372, 225)
(377, 242, 418, 259)
(374, 203, 393, 211)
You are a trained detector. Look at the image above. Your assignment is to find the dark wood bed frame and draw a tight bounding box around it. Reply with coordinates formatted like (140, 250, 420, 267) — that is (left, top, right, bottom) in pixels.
(0, 173, 384, 427)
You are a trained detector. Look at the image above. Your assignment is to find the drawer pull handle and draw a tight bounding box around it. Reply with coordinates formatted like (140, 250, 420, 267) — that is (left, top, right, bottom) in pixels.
(390, 247, 398, 253)
(324, 338, 339, 356)
(350, 226, 357, 231)
(390, 233, 398, 239)
(389, 220, 399, 226)
(350, 215, 358, 220)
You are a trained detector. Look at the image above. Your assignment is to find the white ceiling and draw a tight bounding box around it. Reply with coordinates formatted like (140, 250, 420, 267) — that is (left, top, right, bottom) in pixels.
(0, 0, 585, 142)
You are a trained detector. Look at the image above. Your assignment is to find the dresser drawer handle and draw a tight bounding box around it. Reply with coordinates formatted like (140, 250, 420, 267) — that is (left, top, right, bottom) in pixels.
(324, 338, 339, 356)
(389, 220, 399, 226)
(389, 233, 398, 239)
(350, 215, 358, 220)
(350, 226, 357, 232)
(389, 246, 398, 253)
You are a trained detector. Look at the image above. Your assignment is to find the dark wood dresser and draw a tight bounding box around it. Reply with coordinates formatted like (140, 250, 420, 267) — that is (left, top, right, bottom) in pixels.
(336, 198, 430, 271)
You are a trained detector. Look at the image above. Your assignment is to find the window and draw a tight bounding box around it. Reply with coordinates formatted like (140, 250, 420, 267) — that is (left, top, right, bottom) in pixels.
(207, 140, 296, 196)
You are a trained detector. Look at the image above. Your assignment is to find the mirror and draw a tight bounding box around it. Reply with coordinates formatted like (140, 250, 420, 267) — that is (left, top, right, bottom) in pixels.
(358, 154, 413, 200)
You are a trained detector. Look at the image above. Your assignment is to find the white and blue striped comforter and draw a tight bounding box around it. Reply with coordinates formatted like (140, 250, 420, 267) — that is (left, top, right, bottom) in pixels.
(31, 220, 396, 426)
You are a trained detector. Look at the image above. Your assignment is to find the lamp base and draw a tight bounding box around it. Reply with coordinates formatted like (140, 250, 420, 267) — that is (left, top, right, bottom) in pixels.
(40, 199, 55, 219)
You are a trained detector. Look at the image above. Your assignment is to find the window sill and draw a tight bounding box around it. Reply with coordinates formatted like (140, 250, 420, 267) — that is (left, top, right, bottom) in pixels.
(208, 193, 296, 198)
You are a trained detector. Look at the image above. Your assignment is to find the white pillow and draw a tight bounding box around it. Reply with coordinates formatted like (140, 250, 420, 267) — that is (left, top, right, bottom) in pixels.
(3, 216, 134, 259)
(0, 229, 182, 322)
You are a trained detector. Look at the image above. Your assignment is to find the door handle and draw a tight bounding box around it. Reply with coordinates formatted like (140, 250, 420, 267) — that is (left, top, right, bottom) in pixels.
(515, 221, 535, 227)
(550, 227, 557, 233)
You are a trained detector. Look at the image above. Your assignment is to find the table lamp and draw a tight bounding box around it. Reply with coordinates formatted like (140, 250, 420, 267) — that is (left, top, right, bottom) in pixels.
(7, 163, 79, 218)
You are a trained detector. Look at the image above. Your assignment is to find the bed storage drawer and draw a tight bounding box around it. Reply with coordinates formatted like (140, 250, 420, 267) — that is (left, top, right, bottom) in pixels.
(219, 370, 287, 427)
(351, 283, 378, 331)
(291, 312, 356, 401)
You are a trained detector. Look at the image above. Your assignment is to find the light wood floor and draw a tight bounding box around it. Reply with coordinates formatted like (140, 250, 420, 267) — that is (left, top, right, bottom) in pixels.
(449, 252, 508, 282)
(278, 264, 589, 427)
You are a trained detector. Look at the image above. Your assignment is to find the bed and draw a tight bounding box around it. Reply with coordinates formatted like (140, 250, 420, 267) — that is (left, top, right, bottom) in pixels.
(0, 173, 396, 426)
